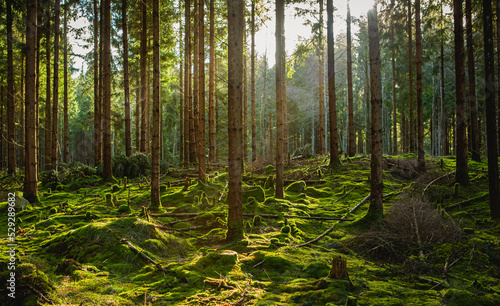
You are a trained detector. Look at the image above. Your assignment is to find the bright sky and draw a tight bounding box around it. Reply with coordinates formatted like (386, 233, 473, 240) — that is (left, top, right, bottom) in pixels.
(257, 0, 376, 66)
(71, 0, 376, 76)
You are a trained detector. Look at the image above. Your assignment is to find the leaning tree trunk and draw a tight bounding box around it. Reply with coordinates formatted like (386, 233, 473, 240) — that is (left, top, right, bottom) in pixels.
(327, 0, 340, 166)
(484, 0, 500, 218)
(275, 0, 285, 199)
(102, 0, 112, 180)
(51, 0, 60, 171)
(347, 2, 355, 157)
(367, 4, 384, 220)
(151, 0, 161, 209)
(416, 0, 425, 171)
(122, 0, 132, 157)
(226, 0, 244, 241)
(454, 0, 469, 186)
(24, 0, 39, 203)
(7, 0, 16, 175)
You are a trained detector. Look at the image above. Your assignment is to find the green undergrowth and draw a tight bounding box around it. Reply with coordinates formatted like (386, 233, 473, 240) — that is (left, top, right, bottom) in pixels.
(0, 155, 499, 305)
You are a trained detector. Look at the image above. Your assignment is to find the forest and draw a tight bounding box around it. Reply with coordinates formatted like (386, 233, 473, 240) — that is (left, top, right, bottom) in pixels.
(1, 0, 500, 304)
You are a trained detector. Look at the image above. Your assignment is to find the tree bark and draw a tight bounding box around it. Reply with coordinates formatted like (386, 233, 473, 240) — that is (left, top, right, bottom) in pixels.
(198, 0, 206, 180)
(454, 0, 469, 186)
(391, 20, 397, 155)
(102, 0, 112, 180)
(63, 4, 69, 164)
(275, 0, 285, 198)
(318, 0, 326, 155)
(192, 0, 199, 165)
(122, 0, 132, 157)
(135, 83, 140, 153)
(184, 0, 191, 165)
(416, 0, 425, 171)
(151, 0, 161, 209)
(408, 0, 415, 154)
(465, 0, 479, 161)
(24, 0, 39, 203)
(347, 2, 355, 157)
(209, 0, 216, 164)
(45, 10, 52, 170)
(7, 0, 16, 175)
(327, 0, 340, 165)
(51, 0, 60, 171)
(140, 0, 147, 153)
(93, 0, 100, 166)
(226, 0, 244, 241)
(483, 0, 500, 218)
(367, 4, 383, 219)
(251, 0, 256, 162)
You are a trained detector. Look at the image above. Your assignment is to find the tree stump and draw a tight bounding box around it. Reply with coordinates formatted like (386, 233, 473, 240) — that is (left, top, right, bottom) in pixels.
(328, 256, 350, 281)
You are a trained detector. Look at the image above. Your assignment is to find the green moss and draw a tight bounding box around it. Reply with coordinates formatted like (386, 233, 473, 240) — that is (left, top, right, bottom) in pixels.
(112, 185, 120, 193)
(49, 207, 58, 214)
(105, 193, 114, 207)
(286, 181, 306, 193)
(243, 185, 266, 203)
(264, 164, 276, 175)
(281, 225, 291, 234)
(118, 204, 131, 214)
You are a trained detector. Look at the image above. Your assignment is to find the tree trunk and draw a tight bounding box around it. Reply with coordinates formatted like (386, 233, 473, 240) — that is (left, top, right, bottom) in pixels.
(151, 0, 161, 209)
(140, 0, 147, 153)
(45, 11, 52, 170)
(24, 0, 39, 203)
(367, 4, 384, 219)
(93, 0, 100, 166)
(192, 0, 199, 166)
(7, 0, 16, 175)
(198, 0, 206, 180)
(184, 0, 191, 165)
(122, 0, 132, 157)
(318, 0, 326, 155)
(102, 0, 112, 180)
(484, 0, 500, 218)
(243, 28, 248, 163)
(327, 0, 340, 165)
(454, 0, 469, 186)
(209, 0, 216, 164)
(391, 21, 397, 155)
(227, 0, 244, 241)
(135, 83, 140, 153)
(408, 0, 415, 154)
(251, 0, 256, 162)
(347, 2, 355, 157)
(465, 0, 479, 161)
(52, 0, 60, 171)
(415, 0, 425, 171)
(275, 0, 285, 199)
(441, 2, 448, 156)
(63, 5, 69, 164)
(497, 0, 500, 153)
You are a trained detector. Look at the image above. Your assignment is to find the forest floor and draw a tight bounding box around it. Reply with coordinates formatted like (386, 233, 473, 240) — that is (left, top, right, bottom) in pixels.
(0, 154, 499, 305)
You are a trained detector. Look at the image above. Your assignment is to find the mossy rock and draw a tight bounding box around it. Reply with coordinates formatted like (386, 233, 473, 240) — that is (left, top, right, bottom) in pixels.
(286, 181, 306, 193)
(305, 187, 332, 198)
(2, 263, 54, 305)
(243, 185, 266, 203)
(264, 164, 276, 175)
(264, 175, 275, 189)
(192, 250, 238, 276)
(281, 225, 291, 234)
(160, 184, 168, 192)
(118, 204, 131, 214)
(301, 261, 332, 278)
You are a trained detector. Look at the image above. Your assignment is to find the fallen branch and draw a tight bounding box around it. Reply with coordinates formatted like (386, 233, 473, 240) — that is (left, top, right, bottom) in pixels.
(204, 279, 235, 290)
(348, 193, 371, 214)
(28, 284, 54, 305)
(422, 171, 455, 196)
(121, 240, 168, 273)
(218, 181, 229, 202)
(333, 188, 356, 204)
(446, 193, 488, 210)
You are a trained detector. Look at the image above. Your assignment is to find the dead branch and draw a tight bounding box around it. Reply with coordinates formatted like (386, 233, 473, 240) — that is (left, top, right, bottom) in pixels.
(422, 171, 456, 196)
(121, 240, 168, 273)
(333, 188, 356, 203)
(204, 279, 235, 290)
(348, 193, 371, 214)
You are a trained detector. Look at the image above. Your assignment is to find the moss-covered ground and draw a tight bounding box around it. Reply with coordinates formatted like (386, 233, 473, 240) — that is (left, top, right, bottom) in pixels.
(0, 155, 499, 305)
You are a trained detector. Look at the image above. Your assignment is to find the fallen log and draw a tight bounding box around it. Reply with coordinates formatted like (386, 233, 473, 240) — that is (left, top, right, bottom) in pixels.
(121, 240, 168, 273)
(446, 193, 488, 210)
